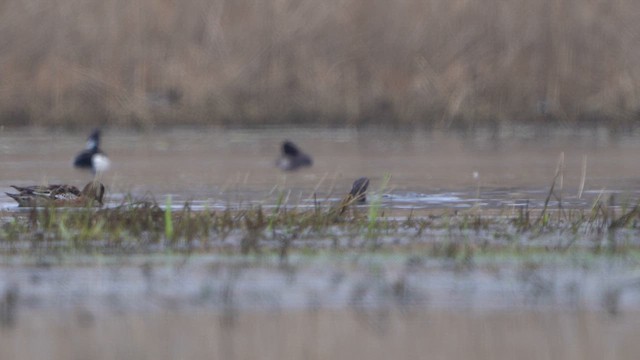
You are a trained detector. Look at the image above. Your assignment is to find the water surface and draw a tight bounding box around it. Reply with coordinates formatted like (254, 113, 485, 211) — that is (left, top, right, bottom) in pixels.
(2, 126, 640, 210)
(3, 127, 640, 358)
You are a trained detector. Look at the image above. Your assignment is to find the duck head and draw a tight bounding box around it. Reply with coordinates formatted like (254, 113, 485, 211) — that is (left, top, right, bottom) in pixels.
(81, 181, 106, 205)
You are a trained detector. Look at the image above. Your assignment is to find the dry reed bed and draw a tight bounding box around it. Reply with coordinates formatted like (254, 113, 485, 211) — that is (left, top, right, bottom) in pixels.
(1, 0, 639, 127)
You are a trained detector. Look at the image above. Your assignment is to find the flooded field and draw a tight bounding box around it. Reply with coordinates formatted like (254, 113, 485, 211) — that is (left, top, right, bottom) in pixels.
(2, 126, 640, 210)
(2, 126, 640, 359)
(3, 309, 640, 360)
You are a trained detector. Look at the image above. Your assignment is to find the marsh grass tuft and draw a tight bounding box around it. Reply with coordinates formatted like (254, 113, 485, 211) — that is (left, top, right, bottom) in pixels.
(366, 174, 391, 243)
(164, 196, 174, 242)
(3, 185, 640, 257)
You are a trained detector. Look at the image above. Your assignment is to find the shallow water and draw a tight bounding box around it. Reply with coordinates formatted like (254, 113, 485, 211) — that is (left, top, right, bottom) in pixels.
(1, 255, 640, 360)
(2, 126, 640, 210)
(3, 126, 640, 357)
(2, 254, 639, 313)
(3, 309, 639, 360)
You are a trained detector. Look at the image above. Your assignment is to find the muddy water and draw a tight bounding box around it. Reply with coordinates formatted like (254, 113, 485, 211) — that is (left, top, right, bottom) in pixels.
(2, 126, 640, 209)
(2, 309, 640, 360)
(1, 255, 640, 359)
(3, 126, 640, 358)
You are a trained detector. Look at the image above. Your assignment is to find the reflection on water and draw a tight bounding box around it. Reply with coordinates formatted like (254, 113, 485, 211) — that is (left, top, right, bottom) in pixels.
(1, 255, 640, 360)
(3, 127, 640, 359)
(1, 255, 639, 313)
(4, 308, 640, 360)
(2, 126, 640, 210)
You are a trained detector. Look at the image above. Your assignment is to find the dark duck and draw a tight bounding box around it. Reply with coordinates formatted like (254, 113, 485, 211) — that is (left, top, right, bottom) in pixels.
(276, 140, 312, 171)
(337, 177, 370, 215)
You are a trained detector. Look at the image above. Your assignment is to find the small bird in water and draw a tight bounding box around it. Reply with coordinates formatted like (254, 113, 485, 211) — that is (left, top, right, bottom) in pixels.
(73, 129, 110, 174)
(276, 140, 312, 171)
(5, 182, 105, 207)
(347, 177, 370, 203)
(338, 177, 370, 215)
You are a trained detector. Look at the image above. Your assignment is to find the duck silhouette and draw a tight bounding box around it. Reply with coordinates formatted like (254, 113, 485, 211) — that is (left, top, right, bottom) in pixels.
(276, 140, 312, 171)
(337, 177, 370, 215)
(347, 177, 370, 203)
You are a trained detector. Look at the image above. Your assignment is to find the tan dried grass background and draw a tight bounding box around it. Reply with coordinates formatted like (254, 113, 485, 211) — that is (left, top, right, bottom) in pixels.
(1, 0, 639, 127)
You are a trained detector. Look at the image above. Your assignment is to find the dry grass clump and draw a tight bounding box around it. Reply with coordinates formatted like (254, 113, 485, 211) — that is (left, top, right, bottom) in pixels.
(1, 0, 639, 127)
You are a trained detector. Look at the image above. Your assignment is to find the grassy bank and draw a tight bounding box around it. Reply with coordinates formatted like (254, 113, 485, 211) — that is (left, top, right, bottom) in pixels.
(1, 0, 639, 127)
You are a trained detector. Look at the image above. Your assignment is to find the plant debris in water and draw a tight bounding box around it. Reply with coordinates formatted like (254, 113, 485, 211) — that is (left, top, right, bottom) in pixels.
(2, 189, 640, 258)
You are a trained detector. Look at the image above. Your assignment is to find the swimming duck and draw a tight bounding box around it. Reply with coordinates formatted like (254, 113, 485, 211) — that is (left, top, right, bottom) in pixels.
(347, 177, 370, 203)
(73, 129, 110, 174)
(5, 182, 105, 207)
(337, 177, 370, 215)
(276, 140, 312, 171)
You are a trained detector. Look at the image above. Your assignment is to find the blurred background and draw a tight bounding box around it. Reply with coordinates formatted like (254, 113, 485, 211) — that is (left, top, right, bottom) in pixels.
(2, 0, 639, 129)
(4, 3, 640, 360)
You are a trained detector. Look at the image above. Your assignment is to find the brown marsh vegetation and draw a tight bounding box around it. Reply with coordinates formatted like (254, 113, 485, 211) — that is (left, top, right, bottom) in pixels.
(1, 0, 639, 127)
(2, 175, 640, 359)
(3, 183, 640, 258)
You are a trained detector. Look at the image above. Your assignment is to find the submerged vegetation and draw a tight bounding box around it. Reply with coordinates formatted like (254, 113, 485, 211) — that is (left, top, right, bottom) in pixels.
(2, 188, 640, 261)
